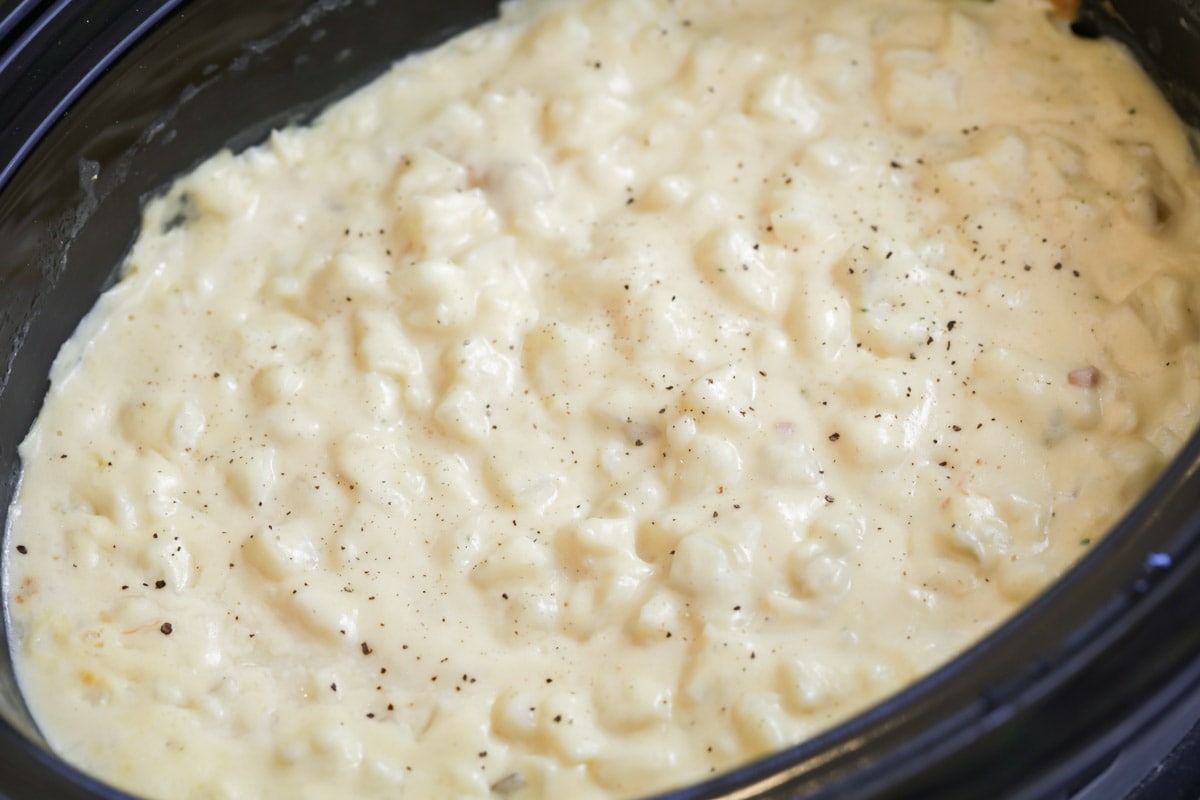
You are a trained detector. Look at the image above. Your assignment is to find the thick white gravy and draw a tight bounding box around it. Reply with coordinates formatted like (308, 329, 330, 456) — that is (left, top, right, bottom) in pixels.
(6, 0, 1200, 797)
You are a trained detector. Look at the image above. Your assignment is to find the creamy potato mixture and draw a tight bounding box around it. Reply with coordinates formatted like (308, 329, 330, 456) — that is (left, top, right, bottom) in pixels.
(6, 0, 1200, 797)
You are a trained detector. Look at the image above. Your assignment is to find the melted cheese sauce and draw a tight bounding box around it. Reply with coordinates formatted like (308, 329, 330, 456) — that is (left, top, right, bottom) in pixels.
(6, 0, 1200, 797)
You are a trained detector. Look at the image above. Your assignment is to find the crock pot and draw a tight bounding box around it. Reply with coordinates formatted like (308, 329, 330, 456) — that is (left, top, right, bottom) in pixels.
(1, 1, 1199, 798)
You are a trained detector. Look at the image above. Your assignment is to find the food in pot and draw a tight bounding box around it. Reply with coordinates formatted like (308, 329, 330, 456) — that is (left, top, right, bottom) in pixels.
(5, 0, 1200, 797)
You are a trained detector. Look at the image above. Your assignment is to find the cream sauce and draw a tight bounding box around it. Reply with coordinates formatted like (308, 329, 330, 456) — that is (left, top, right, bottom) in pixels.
(6, 0, 1200, 797)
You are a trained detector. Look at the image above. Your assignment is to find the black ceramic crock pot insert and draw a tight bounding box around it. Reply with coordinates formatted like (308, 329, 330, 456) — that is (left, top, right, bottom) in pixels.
(1, 1, 1199, 798)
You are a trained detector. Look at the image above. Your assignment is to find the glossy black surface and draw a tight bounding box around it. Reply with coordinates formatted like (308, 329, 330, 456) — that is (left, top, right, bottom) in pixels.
(1076, 0, 1200, 133)
(0, 2, 1198, 799)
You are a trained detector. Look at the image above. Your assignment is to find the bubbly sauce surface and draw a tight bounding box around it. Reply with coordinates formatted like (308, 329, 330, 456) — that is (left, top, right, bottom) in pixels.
(6, 0, 1200, 797)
